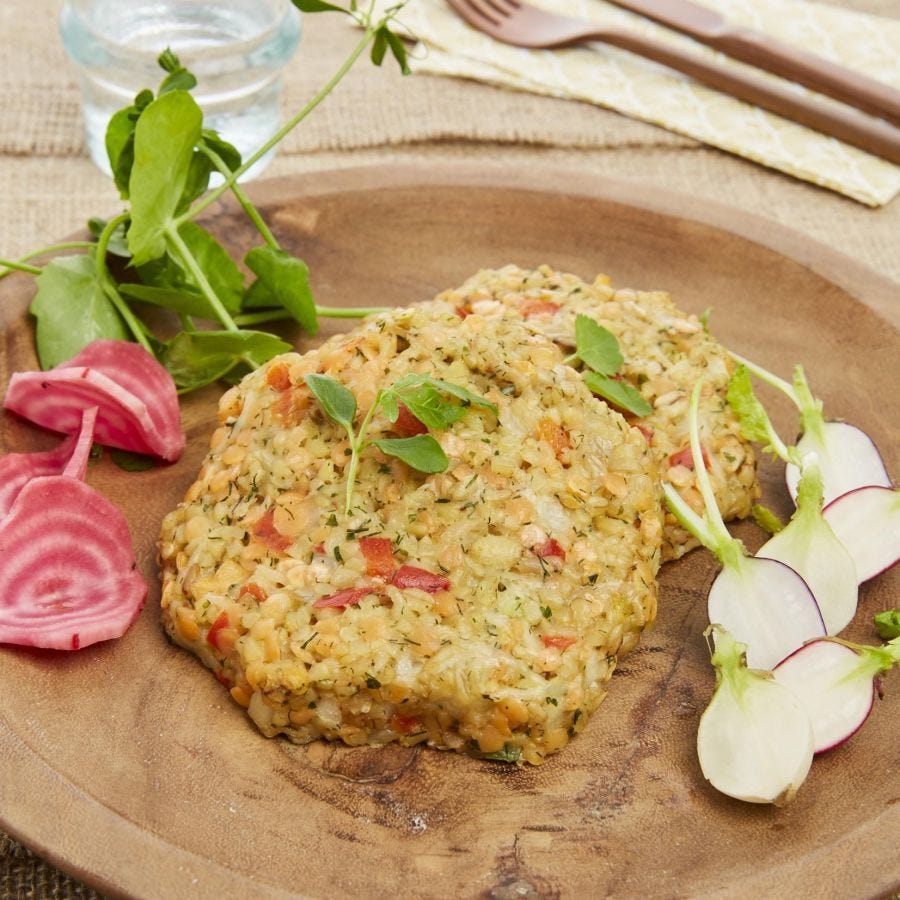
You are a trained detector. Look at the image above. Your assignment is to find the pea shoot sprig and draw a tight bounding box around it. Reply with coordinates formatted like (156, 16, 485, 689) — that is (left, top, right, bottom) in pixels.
(0, 1, 410, 393)
(305, 372, 497, 514)
(565, 315, 652, 417)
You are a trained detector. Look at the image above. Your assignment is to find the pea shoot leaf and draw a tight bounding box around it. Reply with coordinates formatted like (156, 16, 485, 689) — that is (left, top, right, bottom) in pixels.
(372, 435, 448, 473)
(371, 27, 389, 66)
(385, 29, 411, 75)
(178, 223, 244, 313)
(29, 253, 128, 369)
(118, 283, 216, 319)
(127, 90, 203, 266)
(88, 217, 130, 258)
(245, 246, 318, 334)
(726, 366, 772, 445)
(305, 374, 357, 429)
(163, 329, 290, 391)
(291, 0, 349, 13)
(157, 49, 197, 95)
(179, 131, 243, 212)
(582, 371, 652, 418)
(874, 610, 900, 640)
(385, 373, 497, 429)
(574, 314, 622, 376)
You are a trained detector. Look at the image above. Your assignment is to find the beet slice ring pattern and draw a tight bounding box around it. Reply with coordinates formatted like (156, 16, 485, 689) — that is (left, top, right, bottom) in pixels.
(3, 340, 184, 462)
(0, 406, 98, 518)
(0, 475, 147, 650)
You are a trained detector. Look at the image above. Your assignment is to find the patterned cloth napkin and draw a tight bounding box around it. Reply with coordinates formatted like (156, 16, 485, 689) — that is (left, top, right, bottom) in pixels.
(389, 0, 900, 206)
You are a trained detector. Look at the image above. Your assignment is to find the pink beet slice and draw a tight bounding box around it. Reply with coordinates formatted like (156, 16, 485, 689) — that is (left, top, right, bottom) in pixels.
(3, 340, 184, 462)
(0, 475, 147, 650)
(0, 406, 98, 518)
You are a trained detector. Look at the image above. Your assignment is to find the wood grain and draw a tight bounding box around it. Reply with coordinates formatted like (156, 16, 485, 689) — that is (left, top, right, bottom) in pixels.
(0, 165, 897, 900)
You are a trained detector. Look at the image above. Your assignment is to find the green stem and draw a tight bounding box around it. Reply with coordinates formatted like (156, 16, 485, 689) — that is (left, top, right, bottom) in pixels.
(0, 259, 41, 276)
(234, 309, 292, 327)
(199, 143, 280, 250)
(164, 224, 239, 332)
(343, 388, 384, 515)
(95, 213, 154, 354)
(730, 351, 797, 403)
(177, 19, 383, 227)
(0, 241, 96, 279)
(315, 304, 390, 319)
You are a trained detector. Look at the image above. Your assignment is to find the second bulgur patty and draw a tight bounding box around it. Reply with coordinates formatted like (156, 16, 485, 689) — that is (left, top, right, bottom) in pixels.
(437, 265, 759, 559)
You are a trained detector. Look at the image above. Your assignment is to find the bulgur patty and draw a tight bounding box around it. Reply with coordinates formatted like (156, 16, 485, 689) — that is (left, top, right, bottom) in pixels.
(159, 307, 663, 765)
(436, 265, 759, 559)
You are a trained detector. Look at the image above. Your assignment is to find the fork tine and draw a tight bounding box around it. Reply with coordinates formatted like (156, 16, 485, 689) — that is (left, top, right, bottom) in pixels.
(490, 0, 522, 12)
(451, 0, 504, 26)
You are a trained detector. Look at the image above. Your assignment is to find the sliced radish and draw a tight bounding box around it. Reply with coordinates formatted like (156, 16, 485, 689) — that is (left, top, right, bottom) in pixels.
(0, 406, 98, 517)
(663, 380, 824, 672)
(3, 340, 184, 462)
(0, 475, 147, 650)
(697, 626, 814, 805)
(758, 459, 858, 635)
(823, 486, 900, 583)
(707, 557, 825, 671)
(785, 421, 891, 506)
(728, 356, 890, 507)
(773, 635, 899, 754)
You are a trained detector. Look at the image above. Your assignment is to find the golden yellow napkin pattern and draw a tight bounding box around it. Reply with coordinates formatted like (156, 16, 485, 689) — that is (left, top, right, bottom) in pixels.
(391, 0, 900, 206)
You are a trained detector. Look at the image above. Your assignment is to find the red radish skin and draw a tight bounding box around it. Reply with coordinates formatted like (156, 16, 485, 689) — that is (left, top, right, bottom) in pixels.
(0, 406, 98, 517)
(773, 640, 876, 754)
(823, 486, 900, 583)
(0, 475, 147, 650)
(4, 341, 184, 462)
(785, 421, 890, 506)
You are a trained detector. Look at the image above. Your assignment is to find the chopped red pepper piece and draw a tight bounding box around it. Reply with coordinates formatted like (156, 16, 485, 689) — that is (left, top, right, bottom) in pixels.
(265, 361, 292, 392)
(520, 300, 560, 318)
(207, 611, 231, 650)
(359, 536, 396, 578)
(635, 424, 654, 445)
(391, 565, 450, 593)
(253, 508, 292, 554)
(536, 417, 570, 459)
(390, 713, 420, 734)
(391, 403, 428, 438)
(239, 583, 267, 603)
(455, 306, 470, 319)
(541, 635, 576, 651)
(533, 538, 566, 561)
(313, 587, 374, 609)
(668, 445, 711, 470)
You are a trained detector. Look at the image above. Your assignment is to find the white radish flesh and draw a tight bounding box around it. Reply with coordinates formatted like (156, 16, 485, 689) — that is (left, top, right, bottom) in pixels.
(697, 627, 814, 805)
(707, 557, 825, 670)
(758, 461, 858, 635)
(823, 486, 900, 583)
(773, 640, 876, 754)
(785, 421, 890, 506)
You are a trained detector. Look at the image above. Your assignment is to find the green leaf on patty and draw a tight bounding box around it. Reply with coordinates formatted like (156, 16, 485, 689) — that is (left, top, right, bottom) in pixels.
(305, 374, 357, 429)
(372, 435, 449, 474)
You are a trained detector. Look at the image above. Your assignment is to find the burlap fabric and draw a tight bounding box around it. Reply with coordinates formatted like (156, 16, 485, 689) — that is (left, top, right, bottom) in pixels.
(0, 0, 897, 896)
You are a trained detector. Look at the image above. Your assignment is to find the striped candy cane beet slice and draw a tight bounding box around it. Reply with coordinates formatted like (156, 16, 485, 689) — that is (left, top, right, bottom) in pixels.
(0, 406, 98, 518)
(4, 340, 184, 462)
(0, 475, 147, 650)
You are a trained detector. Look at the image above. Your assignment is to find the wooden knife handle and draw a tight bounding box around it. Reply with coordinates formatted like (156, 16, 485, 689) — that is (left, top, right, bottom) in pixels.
(606, 0, 900, 127)
(601, 27, 900, 165)
(718, 29, 900, 129)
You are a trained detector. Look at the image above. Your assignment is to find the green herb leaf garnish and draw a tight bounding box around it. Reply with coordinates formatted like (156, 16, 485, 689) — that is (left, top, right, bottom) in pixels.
(567, 314, 651, 417)
(305, 372, 493, 514)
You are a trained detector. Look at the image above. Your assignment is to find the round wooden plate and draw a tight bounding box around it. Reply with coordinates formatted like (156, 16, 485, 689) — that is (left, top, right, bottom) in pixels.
(0, 165, 897, 899)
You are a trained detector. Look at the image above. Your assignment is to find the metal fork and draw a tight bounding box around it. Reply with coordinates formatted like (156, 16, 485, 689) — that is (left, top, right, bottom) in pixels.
(445, 0, 900, 165)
